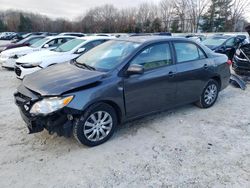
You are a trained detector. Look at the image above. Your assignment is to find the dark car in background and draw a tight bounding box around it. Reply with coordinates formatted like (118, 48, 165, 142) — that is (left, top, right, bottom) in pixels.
(14, 36, 230, 146)
(202, 35, 244, 60)
(0, 35, 45, 52)
(232, 25, 250, 75)
(233, 43, 250, 74)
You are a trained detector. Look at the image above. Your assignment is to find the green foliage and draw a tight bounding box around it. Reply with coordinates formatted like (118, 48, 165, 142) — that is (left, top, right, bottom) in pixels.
(151, 18, 162, 32)
(0, 19, 6, 32)
(18, 13, 32, 32)
(171, 20, 180, 33)
(201, 0, 233, 32)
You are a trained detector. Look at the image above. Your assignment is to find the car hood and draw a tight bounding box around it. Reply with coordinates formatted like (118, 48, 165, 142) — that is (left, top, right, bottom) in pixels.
(23, 62, 106, 96)
(1, 46, 37, 57)
(17, 50, 60, 64)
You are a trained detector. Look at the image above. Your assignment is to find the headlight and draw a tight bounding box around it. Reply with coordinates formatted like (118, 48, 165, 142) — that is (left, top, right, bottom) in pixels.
(30, 96, 74, 115)
(21, 61, 42, 68)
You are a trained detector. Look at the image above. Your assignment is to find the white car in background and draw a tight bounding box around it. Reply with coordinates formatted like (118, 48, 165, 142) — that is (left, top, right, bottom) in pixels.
(15, 36, 111, 79)
(0, 35, 75, 68)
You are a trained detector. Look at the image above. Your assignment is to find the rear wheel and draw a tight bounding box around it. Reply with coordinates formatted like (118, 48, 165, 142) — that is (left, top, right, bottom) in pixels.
(73, 103, 117, 146)
(196, 80, 219, 108)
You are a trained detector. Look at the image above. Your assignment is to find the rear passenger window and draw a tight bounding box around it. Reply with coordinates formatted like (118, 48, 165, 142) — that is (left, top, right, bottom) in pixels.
(131, 43, 172, 70)
(174, 42, 206, 63)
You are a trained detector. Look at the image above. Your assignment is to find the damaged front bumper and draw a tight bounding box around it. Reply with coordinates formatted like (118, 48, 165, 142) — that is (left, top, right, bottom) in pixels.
(14, 91, 78, 137)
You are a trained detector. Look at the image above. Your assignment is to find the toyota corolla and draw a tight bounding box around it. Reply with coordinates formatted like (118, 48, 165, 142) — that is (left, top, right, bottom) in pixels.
(14, 36, 231, 146)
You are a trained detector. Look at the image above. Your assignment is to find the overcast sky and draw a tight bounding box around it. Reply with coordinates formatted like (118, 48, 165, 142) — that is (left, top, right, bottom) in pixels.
(0, 0, 161, 20)
(0, 0, 249, 21)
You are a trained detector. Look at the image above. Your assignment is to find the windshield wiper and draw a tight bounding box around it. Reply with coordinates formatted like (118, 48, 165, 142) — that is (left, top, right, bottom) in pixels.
(74, 60, 96, 70)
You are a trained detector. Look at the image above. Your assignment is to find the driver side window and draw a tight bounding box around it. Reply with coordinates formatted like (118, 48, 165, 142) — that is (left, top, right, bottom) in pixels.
(130, 43, 172, 70)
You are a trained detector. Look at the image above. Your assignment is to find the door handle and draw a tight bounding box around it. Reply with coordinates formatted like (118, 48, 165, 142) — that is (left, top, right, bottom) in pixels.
(168, 71, 175, 78)
(203, 64, 209, 69)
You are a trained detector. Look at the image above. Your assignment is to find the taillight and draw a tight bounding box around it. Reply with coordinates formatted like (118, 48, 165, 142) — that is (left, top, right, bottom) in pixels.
(227, 59, 232, 65)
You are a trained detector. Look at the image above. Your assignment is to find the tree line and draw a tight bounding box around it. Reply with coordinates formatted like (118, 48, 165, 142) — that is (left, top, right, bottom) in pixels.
(0, 0, 249, 33)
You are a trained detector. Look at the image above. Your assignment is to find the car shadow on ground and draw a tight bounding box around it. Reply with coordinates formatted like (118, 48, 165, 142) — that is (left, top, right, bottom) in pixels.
(30, 103, 199, 151)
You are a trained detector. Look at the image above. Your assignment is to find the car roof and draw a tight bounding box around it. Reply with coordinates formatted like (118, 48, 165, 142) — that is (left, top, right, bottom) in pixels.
(209, 35, 233, 39)
(79, 36, 113, 41)
(114, 36, 192, 44)
(45, 35, 77, 40)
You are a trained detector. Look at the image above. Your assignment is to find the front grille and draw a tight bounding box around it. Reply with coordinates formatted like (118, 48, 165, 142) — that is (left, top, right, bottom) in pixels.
(15, 67, 21, 76)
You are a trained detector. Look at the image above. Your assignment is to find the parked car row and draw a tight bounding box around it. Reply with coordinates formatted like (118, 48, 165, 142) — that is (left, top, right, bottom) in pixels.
(15, 36, 111, 79)
(5, 34, 231, 146)
(0, 35, 75, 68)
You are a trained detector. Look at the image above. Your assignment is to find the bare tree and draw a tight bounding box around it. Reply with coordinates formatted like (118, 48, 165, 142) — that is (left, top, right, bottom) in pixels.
(159, 0, 175, 31)
(186, 0, 211, 32)
(230, 0, 250, 31)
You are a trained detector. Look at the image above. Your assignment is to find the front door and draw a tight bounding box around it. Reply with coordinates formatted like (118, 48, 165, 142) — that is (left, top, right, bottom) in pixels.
(123, 42, 177, 118)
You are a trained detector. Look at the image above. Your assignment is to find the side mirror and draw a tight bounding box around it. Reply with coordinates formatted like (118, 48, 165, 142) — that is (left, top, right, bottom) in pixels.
(126, 64, 144, 76)
(76, 48, 86, 54)
(43, 44, 49, 48)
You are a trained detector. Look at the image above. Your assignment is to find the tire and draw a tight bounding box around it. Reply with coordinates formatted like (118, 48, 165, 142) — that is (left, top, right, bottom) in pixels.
(196, 80, 219, 108)
(73, 103, 117, 147)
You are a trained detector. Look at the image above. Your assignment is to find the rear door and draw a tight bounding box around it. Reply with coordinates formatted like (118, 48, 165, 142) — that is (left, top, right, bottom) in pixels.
(123, 42, 177, 118)
(173, 41, 213, 104)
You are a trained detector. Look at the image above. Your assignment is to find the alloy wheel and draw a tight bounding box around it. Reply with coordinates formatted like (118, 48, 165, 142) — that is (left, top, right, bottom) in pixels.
(204, 84, 218, 105)
(83, 111, 113, 142)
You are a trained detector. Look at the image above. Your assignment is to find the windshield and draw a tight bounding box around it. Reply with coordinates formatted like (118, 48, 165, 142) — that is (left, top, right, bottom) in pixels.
(30, 38, 48, 48)
(16, 37, 30, 44)
(76, 40, 140, 72)
(202, 37, 227, 46)
(53, 39, 85, 52)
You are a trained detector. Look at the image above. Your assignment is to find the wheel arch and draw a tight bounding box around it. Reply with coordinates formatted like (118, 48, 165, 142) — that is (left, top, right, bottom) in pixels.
(84, 100, 123, 124)
(211, 76, 221, 90)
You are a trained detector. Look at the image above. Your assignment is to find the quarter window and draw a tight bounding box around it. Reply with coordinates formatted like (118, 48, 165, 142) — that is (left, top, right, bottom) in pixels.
(174, 42, 206, 63)
(131, 43, 172, 70)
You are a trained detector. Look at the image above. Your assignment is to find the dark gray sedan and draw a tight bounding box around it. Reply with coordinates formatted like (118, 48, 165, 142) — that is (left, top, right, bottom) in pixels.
(14, 36, 231, 146)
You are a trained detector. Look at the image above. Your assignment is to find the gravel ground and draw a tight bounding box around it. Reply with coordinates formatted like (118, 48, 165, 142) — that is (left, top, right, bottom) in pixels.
(0, 67, 250, 188)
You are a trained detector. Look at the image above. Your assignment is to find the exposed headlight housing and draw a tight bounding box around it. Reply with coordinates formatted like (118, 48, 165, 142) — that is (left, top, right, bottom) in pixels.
(235, 49, 241, 56)
(30, 96, 74, 115)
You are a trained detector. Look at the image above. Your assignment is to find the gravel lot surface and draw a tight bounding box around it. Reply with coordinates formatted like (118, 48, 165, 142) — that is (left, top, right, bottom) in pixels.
(0, 67, 250, 188)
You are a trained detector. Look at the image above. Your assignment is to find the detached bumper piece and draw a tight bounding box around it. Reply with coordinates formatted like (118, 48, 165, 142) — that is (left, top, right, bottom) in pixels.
(14, 92, 73, 137)
(229, 74, 247, 90)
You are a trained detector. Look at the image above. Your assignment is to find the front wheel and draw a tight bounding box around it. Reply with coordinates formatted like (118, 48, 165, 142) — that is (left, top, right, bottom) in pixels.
(196, 80, 219, 108)
(73, 103, 117, 146)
